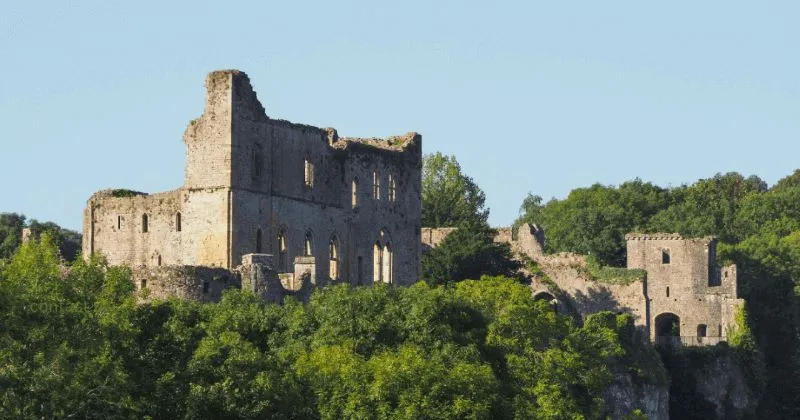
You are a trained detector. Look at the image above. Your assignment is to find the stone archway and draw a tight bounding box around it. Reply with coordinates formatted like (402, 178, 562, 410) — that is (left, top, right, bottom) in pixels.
(655, 312, 680, 337)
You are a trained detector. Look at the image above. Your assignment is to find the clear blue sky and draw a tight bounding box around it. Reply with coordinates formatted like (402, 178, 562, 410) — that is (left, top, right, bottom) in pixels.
(2, 1, 798, 231)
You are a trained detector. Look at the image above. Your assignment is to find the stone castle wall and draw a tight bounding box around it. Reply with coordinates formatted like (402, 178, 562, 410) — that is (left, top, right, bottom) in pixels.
(423, 224, 743, 346)
(626, 234, 741, 343)
(83, 188, 232, 268)
(84, 70, 421, 290)
(132, 265, 238, 303)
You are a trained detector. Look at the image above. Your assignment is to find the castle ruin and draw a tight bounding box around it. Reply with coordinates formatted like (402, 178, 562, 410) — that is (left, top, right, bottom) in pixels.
(424, 225, 743, 347)
(82, 69, 743, 347)
(83, 70, 422, 301)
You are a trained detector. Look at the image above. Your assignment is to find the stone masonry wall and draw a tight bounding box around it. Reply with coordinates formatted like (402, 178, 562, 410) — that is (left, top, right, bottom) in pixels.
(84, 188, 231, 268)
(84, 69, 422, 292)
(132, 265, 238, 303)
(423, 224, 743, 345)
(626, 234, 742, 343)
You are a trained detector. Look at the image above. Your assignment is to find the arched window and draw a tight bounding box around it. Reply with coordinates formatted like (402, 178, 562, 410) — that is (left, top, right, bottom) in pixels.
(277, 230, 288, 271)
(373, 241, 383, 283)
(304, 232, 313, 256)
(256, 228, 263, 253)
(352, 177, 359, 208)
(175, 212, 182, 232)
(388, 174, 396, 202)
(373, 171, 380, 200)
(142, 214, 149, 233)
(382, 242, 393, 284)
(304, 159, 314, 187)
(697, 324, 707, 337)
(329, 236, 339, 280)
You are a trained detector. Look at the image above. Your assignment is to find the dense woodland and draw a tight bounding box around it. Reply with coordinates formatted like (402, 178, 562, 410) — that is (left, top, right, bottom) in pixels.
(1, 154, 798, 418)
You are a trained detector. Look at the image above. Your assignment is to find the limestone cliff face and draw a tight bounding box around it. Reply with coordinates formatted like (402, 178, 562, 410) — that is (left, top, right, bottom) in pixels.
(661, 345, 762, 419)
(693, 353, 758, 419)
(603, 374, 669, 420)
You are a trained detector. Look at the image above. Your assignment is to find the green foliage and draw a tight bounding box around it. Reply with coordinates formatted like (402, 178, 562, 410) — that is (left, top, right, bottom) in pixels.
(517, 169, 800, 417)
(110, 189, 145, 198)
(582, 255, 646, 285)
(0, 213, 26, 260)
(727, 304, 756, 351)
(0, 212, 82, 262)
(421, 220, 521, 286)
(515, 179, 670, 266)
(0, 244, 660, 419)
(422, 152, 488, 227)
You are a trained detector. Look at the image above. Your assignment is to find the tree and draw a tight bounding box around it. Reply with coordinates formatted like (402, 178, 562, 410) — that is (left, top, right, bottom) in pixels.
(0, 213, 25, 260)
(0, 213, 82, 262)
(421, 219, 520, 286)
(422, 152, 488, 227)
(514, 180, 668, 266)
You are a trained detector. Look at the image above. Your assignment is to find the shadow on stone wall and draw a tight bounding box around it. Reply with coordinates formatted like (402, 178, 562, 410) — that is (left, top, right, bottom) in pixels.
(571, 285, 635, 321)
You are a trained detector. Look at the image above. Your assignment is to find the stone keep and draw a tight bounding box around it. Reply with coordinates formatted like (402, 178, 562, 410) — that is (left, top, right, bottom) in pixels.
(83, 70, 422, 291)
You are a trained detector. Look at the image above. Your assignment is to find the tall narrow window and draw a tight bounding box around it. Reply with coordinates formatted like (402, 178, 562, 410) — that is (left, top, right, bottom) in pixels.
(252, 144, 263, 180)
(352, 177, 359, 208)
(304, 232, 313, 256)
(175, 212, 182, 232)
(662, 249, 670, 264)
(329, 236, 339, 280)
(157, 254, 162, 266)
(373, 171, 380, 199)
(388, 174, 396, 202)
(304, 159, 314, 187)
(373, 241, 383, 283)
(140, 279, 147, 290)
(117, 215, 123, 230)
(203, 281, 210, 294)
(142, 214, 149, 233)
(278, 231, 288, 271)
(666, 287, 670, 297)
(256, 228, 263, 253)
(357, 256, 364, 285)
(382, 243, 393, 284)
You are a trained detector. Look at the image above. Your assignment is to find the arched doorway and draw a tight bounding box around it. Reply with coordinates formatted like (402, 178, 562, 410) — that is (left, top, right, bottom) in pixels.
(655, 313, 680, 337)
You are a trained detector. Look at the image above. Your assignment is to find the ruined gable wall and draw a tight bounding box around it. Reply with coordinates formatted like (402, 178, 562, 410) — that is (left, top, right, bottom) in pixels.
(183, 71, 235, 189)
